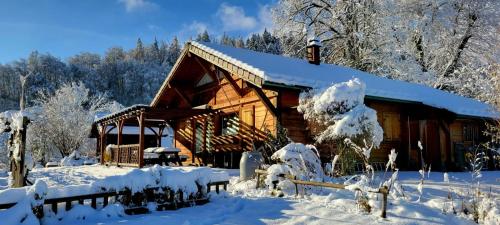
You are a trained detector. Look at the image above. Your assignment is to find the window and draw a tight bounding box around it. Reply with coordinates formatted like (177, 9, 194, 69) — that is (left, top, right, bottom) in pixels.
(382, 113, 401, 141)
(463, 124, 479, 142)
(221, 113, 239, 135)
(196, 73, 214, 87)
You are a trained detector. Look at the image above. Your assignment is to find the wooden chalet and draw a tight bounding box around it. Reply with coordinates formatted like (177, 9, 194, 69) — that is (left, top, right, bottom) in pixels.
(93, 41, 498, 171)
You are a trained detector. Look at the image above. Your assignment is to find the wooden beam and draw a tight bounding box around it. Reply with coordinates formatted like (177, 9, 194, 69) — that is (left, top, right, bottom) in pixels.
(193, 54, 245, 97)
(247, 82, 279, 118)
(193, 55, 218, 82)
(220, 71, 242, 97)
(170, 85, 192, 107)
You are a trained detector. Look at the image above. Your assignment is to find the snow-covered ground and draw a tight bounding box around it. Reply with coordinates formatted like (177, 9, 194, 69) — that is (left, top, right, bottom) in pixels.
(1, 165, 497, 225)
(28, 165, 133, 187)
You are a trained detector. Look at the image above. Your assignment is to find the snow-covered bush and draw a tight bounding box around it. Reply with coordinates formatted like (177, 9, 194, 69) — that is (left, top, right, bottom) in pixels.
(27, 82, 118, 162)
(298, 78, 383, 175)
(92, 165, 228, 202)
(262, 123, 291, 164)
(477, 196, 500, 225)
(59, 150, 96, 167)
(0, 179, 47, 225)
(265, 143, 324, 195)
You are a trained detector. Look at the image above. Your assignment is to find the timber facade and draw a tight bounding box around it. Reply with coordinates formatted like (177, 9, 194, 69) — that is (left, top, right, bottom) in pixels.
(93, 41, 495, 171)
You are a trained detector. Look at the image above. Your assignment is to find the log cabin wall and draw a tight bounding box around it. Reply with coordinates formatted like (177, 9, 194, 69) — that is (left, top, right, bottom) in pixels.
(278, 89, 309, 144)
(365, 101, 403, 163)
(171, 70, 278, 166)
(449, 118, 486, 170)
(276, 93, 486, 171)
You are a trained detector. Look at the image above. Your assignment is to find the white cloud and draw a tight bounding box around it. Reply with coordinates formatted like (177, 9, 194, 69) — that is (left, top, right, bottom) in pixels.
(257, 4, 275, 32)
(118, 0, 157, 12)
(176, 21, 210, 41)
(216, 3, 257, 31)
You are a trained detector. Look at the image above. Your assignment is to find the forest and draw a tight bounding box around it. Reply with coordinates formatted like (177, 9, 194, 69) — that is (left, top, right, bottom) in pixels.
(1, 1, 499, 112)
(0, 30, 281, 112)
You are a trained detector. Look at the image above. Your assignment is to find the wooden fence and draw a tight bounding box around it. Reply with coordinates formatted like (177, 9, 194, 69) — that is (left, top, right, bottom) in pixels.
(255, 169, 389, 218)
(0, 181, 229, 217)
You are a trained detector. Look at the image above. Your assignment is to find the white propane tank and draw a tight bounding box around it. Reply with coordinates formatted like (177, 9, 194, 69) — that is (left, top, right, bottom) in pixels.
(239, 151, 263, 181)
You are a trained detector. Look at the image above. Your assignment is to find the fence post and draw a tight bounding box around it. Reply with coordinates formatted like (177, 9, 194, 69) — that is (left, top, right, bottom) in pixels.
(380, 186, 388, 218)
(255, 173, 260, 189)
(294, 176, 298, 196)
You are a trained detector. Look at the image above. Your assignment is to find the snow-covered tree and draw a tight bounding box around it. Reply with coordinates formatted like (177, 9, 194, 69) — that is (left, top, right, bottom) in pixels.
(27, 82, 114, 160)
(196, 30, 211, 42)
(272, 0, 500, 103)
(132, 38, 145, 62)
(165, 37, 181, 66)
(273, 0, 386, 71)
(298, 78, 383, 174)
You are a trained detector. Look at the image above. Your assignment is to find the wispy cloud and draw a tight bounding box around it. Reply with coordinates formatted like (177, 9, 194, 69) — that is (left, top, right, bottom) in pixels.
(176, 21, 210, 41)
(216, 3, 257, 31)
(174, 2, 277, 42)
(257, 4, 274, 32)
(118, 0, 157, 12)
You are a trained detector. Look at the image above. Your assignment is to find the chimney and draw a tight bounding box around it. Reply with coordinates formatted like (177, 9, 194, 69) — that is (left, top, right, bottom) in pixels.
(306, 37, 321, 65)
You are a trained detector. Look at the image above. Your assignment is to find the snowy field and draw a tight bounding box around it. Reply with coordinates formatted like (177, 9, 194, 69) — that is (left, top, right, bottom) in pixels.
(0, 165, 498, 225)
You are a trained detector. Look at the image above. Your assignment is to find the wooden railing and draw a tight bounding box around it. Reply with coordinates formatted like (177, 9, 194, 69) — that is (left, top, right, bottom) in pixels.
(109, 144, 140, 167)
(254, 169, 389, 218)
(0, 181, 229, 216)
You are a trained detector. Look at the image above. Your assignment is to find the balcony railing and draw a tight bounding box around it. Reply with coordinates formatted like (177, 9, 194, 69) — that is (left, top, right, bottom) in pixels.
(109, 144, 140, 167)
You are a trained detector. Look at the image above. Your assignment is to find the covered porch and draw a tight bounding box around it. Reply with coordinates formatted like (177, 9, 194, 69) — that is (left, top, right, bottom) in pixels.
(93, 105, 211, 167)
(93, 104, 267, 168)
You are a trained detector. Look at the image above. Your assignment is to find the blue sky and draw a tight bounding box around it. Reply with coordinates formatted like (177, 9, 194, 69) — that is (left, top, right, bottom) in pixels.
(0, 0, 275, 63)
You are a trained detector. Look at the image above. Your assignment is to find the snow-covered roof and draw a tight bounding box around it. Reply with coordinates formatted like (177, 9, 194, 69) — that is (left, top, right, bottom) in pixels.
(94, 104, 149, 123)
(190, 41, 498, 118)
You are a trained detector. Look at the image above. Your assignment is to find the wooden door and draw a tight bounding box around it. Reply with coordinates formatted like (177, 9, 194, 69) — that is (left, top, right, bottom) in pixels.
(241, 106, 255, 150)
(425, 120, 442, 171)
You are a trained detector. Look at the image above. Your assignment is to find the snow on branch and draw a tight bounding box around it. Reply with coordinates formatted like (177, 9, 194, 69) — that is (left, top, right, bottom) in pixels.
(298, 78, 383, 147)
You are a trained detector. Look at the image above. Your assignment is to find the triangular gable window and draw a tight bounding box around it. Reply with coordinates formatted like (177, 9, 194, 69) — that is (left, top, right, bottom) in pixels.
(196, 73, 214, 87)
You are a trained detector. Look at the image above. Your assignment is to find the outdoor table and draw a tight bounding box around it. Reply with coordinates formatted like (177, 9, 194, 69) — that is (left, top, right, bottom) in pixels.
(144, 147, 182, 166)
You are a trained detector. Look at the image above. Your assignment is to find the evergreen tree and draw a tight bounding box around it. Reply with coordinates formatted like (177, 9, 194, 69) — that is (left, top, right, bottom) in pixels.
(220, 33, 235, 47)
(133, 38, 145, 62)
(147, 37, 161, 65)
(234, 37, 245, 48)
(166, 37, 181, 66)
(195, 30, 211, 42)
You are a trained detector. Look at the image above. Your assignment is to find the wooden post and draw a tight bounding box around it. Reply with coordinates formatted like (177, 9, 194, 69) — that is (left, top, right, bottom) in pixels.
(138, 112, 145, 168)
(51, 203, 58, 214)
(91, 197, 97, 209)
(380, 186, 388, 218)
(65, 201, 71, 211)
(10, 116, 29, 188)
(294, 176, 299, 196)
(99, 125, 106, 165)
(191, 119, 196, 164)
(255, 173, 261, 189)
(157, 125, 165, 147)
(117, 120, 124, 146)
(103, 195, 109, 207)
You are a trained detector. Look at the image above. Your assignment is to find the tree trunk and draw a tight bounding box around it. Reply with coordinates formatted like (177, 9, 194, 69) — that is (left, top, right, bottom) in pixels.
(10, 116, 29, 188)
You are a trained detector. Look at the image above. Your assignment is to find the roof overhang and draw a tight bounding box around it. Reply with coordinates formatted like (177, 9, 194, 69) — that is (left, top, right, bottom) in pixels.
(94, 105, 212, 127)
